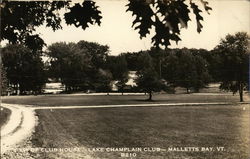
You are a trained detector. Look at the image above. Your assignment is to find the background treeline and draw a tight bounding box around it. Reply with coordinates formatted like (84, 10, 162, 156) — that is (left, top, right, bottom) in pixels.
(1, 32, 249, 101)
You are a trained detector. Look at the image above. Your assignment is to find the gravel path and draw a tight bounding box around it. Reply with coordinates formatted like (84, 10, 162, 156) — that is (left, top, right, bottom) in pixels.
(29, 102, 235, 110)
(1, 104, 37, 155)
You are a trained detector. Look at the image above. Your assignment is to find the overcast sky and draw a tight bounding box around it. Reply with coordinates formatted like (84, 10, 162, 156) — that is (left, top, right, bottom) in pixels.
(16, 0, 250, 55)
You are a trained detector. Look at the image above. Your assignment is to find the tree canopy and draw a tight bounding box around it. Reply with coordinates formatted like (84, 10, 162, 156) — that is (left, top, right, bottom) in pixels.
(1, 0, 211, 49)
(136, 52, 163, 100)
(213, 32, 249, 102)
(160, 48, 211, 93)
(1, 44, 46, 94)
(46, 41, 110, 92)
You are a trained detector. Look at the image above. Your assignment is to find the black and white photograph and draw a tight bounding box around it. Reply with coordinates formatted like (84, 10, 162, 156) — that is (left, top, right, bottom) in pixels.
(0, 0, 249, 159)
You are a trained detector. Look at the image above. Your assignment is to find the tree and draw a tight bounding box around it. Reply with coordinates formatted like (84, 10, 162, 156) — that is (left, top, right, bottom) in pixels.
(47, 42, 93, 91)
(0, 63, 8, 95)
(93, 69, 113, 94)
(161, 48, 211, 93)
(1, 0, 211, 49)
(192, 55, 211, 92)
(214, 32, 249, 102)
(136, 52, 163, 100)
(161, 50, 179, 88)
(76, 40, 109, 69)
(123, 52, 140, 71)
(175, 49, 197, 93)
(1, 44, 46, 94)
(46, 41, 110, 92)
(190, 48, 221, 82)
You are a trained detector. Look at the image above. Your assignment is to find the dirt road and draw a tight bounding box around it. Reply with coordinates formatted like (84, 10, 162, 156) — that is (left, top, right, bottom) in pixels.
(1, 104, 37, 154)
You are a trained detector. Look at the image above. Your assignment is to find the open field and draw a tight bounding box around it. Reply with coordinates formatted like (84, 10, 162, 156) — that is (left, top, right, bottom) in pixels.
(0, 107, 11, 128)
(2, 93, 250, 158)
(31, 104, 250, 159)
(2, 93, 248, 107)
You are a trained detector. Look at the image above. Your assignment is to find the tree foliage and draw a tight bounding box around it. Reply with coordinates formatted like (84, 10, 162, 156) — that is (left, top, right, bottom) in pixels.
(46, 41, 110, 92)
(1, 44, 46, 94)
(1, 1, 69, 50)
(161, 48, 211, 93)
(0, 62, 8, 95)
(1, 0, 211, 49)
(93, 69, 113, 93)
(126, 0, 211, 48)
(214, 32, 249, 102)
(136, 52, 163, 100)
(47, 42, 91, 91)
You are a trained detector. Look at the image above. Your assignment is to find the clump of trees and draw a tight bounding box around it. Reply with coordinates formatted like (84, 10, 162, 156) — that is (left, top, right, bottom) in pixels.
(123, 31, 249, 102)
(133, 48, 212, 100)
(46, 41, 111, 92)
(1, 44, 46, 95)
(1, 1, 248, 102)
(161, 48, 211, 93)
(0, 32, 249, 102)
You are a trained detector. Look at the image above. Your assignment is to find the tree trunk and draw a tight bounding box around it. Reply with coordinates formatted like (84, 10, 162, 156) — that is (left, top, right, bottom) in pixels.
(148, 91, 152, 101)
(239, 83, 244, 102)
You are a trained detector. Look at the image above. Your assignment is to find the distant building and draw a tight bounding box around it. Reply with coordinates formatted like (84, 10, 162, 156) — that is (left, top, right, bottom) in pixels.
(126, 71, 137, 87)
(111, 71, 137, 91)
(43, 78, 65, 94)
(43, 82, 65, 94)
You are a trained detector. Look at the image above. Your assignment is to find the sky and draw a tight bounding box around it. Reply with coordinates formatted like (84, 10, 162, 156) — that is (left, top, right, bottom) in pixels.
(9, 0, 250, 55)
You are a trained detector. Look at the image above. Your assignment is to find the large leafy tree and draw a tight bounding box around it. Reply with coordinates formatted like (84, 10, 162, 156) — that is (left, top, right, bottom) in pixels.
(192, 55, 211, 92)
(190, 48, 221, 82)
(175, 49, 198, 93)
(136, 52, 163, 100)
(1, 0, 211, 49)
(47, 42, 92, 91)
(161, 48, 211, 93)
(214, 32, 249, 102)
(76, 40, 110, 90)
(161, 49, 179, 87)
(46, 41, 109, 92)
(1, 44, 46, 94)
(93, 69, 113, 94)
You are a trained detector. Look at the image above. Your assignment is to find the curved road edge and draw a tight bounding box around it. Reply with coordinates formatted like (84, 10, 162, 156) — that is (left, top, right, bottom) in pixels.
(0, 103, 37, 154)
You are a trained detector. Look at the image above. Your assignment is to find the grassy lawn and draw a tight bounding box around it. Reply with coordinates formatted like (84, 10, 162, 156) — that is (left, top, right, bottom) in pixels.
(0, 107, 11, 128)
(31, 104, 250, 159)
(2, 93, 248, 106)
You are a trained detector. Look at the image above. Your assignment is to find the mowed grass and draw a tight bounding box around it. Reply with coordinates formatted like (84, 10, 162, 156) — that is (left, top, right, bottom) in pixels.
(32, 104, 250, 159)
(1, 93, 247, 106)
(0, 107, 11, 128)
